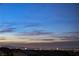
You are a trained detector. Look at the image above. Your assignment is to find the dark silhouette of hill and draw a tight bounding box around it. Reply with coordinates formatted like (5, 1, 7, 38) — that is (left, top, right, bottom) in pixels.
(0, 47, 79, 56)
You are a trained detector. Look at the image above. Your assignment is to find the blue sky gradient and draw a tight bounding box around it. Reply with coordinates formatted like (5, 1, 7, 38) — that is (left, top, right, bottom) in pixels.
(0, 3, 79, 33)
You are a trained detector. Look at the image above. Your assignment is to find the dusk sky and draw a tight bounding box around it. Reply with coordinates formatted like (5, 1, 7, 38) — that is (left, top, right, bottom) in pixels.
(0, 3, 79, 33)
(0, 3, 79, 49)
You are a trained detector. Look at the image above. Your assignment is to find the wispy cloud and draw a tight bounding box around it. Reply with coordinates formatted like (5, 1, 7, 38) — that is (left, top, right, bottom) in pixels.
(0, 27, 15, 33)
(19, 30, 52, 35)
(24, 23, 41, 28)
(13, 31, 79, 41)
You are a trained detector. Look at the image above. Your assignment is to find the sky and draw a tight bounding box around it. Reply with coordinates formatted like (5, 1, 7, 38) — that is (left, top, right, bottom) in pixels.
(0, 3, 79, 49)
(0, 3, 79, 33)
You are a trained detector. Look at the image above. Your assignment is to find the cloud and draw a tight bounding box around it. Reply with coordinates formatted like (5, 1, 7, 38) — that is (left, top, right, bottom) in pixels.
(0, 27, 15, 33)
(24, 23, 41, 28)
(18, 30, 53, 36)
(14, 31, 79, 40)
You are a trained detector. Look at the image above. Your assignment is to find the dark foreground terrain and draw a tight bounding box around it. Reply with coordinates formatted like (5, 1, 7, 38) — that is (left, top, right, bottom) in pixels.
(0, 47, 79, 56)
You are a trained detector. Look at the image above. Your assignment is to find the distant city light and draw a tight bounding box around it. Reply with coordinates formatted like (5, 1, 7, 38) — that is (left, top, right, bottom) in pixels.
(25, 48, 27, 50)
(56, 48, 59, 50)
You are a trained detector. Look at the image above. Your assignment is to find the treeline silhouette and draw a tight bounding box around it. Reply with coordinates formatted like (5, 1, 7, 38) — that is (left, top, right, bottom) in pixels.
(0, 47, 79, 56)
